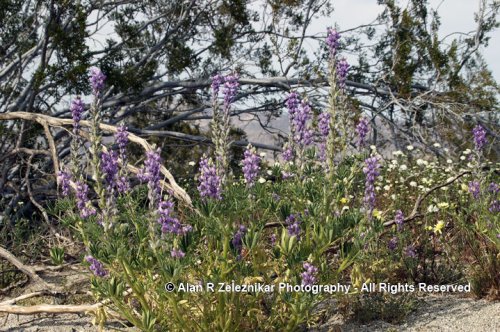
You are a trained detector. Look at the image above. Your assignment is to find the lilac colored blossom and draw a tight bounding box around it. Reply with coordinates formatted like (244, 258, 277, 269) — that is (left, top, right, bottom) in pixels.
(85, 255, 107, 277)
(223, 74, 239, 108)
(282, 172, 293, 180)
(404, 245, 417, 258)
(489, 200, 500, 213)
(291, 100, 313, 146)
(171, 248, 186, 259)
(270, 233, 277, 246)
(116, 176, 129, 194)
(282, 145, 294, 162)
(232, 225, 247, 253)
(100, 151, 119, 190)
(318, 112, 330, 138)
(326, 28, 341, 58)
(242, 145, 261, 187)
(488, 183, 499, 194)
(57, 170, 72, 196)
(394, 210, 404, 232)
(158, 197, 192, 236)
(388, 237, 398, 251)
(211, 74, 225, 98)
(286, 214, 301, 238)
(197, 156, 222, 200)
(115, 125, 128, 159)
(71, 97, 85, 133)
(336, 58, 350, 90)
(363, 156, 381, 219)
(138, 148, 162, 206)
(472, 125, 487, 151)
(355, 117, 370, 148)
(76, 181, 96, 218)
(468, 181, 481, 199)
(300, 262, 318, 286)
(89, 67, 106, 94)
(286, 92, 300, 120)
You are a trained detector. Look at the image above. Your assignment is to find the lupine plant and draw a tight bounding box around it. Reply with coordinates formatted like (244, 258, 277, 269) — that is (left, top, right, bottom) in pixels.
(51, 28, 499, 332)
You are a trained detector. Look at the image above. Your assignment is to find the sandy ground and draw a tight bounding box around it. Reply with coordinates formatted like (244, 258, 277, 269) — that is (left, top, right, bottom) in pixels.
(1, 294, 498, 331)
(312, 294, 500, 332)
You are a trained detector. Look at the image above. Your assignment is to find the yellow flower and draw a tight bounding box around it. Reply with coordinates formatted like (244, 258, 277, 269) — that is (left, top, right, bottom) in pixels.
(433, 220, 445, 235)
(373, 209, 384, 221)
(437, 202, 449, 209)
(340, 197, 349, 204)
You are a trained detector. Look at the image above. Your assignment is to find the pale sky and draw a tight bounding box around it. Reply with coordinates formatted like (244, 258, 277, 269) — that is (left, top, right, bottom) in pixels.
(322, 0, 500, 82)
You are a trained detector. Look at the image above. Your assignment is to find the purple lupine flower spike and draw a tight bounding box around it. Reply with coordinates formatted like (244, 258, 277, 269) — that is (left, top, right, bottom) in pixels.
(317, 112, 330, 161)
(301, 262, 318, 286)
(76, 181, 96, 218)
(282, 144, 294, 162)
(286, 214, 301, 238)
(363, 156, 381, 219)
(115, 125, 128, 159)
(89, 67, 106, 95)
(85, 255, 107, 277)
(171, 248, 186, 258)
(211, 74, 225, 98)
(394, 210, 404, 232)
(223, 74, 239, 108)
(468, 181, 481, 199)
(197, 156, 222, 200)
(489, 200, 500, 213)
(158, 196, 192, 235)
(388, 237, 398, 251)
(326, 28, 341, 58)
(286, 92, 300, 121)
(231, 225, 247, 254)
(57, 169, 72, 196)
(242, 145, 261, 187)
(472, 125, 487, 151)
(138, 148, 162, 206)
(101, 151, 119, 190)
(71, 97, 85, 133)
(355, 117, 370, 148)
(291, 100, 313, 147)
(336, 58, 350, 90)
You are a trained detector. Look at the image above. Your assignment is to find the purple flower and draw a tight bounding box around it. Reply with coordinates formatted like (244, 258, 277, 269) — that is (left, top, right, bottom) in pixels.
(211, 74, 225, 98)
(89, 67, 106, 95)
(394, 210, 404, 232)
(197, 156, 222, 200)
(138, 148, 162, 206)
(317, 112, 331, 161)
(100, 151, 119, 190)
(363, 156, 381, 219)
(282, 145, 294, 162)
(388, 237, 398, 251)
(85, 255, 107, 277)
(336, 58, 350, 90)
(468, 181, 481, 199)
(272, 193, 281, 202)
(171, 248, 186, 259)
(355, 117, 370, 148)
(300, 262, 318, 286)
(318, 112, 330, 138)
(286, 92, 300, 121)
(270, 233, 277, 246)
(71, 97, 85, 133)
(57, 169, 72, 196)
(489, 200, 500, 213)
(242, 145, 261, 187)
(291, 100, 313, 147)
(404, 245, 417, 258)
(286, 214, 301, 238)
(115, 125, 128, 160)
(158, 197, 192, 236)
(76, 181, 96, 218)
(326, 28, 341, 58)
(223, 74, 239, 108)
(232, 225, 247, 253)
(472, 125, 487, 151)
(488, 183, 499, 194)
